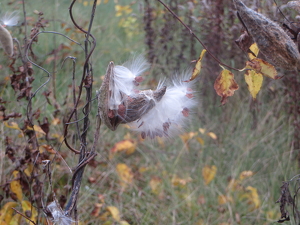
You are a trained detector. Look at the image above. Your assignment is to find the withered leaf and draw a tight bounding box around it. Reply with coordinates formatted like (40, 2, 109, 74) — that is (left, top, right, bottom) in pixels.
(214, 69, 239, 105)
(188, 49, 206, 82)
(235, 30, 254, 55)
(276, 182, 294, 222)
(245, 58, 278, 79)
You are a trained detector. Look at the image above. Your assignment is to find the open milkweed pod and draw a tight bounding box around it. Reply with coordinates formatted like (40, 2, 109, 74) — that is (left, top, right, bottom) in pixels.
(98, 56, 155, 131)
(0, 25, 13, 57)
(46, 201, 74, 225)
(98, 62, 122, 131)
(127, 71, 197, 139)
(233, 0, 300, 71)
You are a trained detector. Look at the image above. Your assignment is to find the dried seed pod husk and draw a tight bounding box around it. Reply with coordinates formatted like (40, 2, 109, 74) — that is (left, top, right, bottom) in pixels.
(98, 62, 122, 131)
(0, 25, 13, 57)
(98, 62, 167, 131)
(234, 0, 300, 71)
(121, 86, 167, 123)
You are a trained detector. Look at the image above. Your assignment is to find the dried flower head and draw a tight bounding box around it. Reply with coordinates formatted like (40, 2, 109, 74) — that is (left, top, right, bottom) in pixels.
(234, 0, 300, 71)
(46, 201, 74, 225)
(0, 25, 13, 56)
(0, 11, 20, 26)
(98, 56, 197, 139)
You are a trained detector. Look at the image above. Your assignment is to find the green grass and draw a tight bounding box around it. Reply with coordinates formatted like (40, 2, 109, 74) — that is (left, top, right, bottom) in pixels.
(0, 0, 298, 225)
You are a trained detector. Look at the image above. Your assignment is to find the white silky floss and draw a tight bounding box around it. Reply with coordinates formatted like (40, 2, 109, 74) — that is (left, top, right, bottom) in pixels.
(111, 56, 197, 139)
(0, 11, 20, 27)
(109, 56, 149, 111)
(128, 72, 196, 139)
(46, 201, 75, 225)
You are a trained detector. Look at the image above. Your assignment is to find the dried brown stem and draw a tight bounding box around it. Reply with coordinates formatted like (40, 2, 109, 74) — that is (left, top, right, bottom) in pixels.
(12, 207, 37, 225)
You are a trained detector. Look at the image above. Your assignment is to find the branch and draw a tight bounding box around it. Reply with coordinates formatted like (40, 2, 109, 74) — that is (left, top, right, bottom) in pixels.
(157, 0, 240, 71)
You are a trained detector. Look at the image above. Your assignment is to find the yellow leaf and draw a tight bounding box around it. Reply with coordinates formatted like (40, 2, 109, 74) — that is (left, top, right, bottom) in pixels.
(21, 200, 37, 223)
(171, 175, 192, 187)
(202, 165, 217, 185)
(189, 49, 206, 81)
(244, 70, 263, 99)
(245, 186, 260, 210)
(51, 133, 64, 143)
(266, 210, 280, 220)
(110, 140, 136, 159)
(115, 5, 132, 17)
(120, 221, 130, 225)
(138, 167, 148, 173)
(218, 195, 233, 205)
(227, 178, 242, 192)
(99, 211, 110, 221)
(26, 125, 46, 135)
(199, 128, 206, 134)
(239, 170, 254, 181)
(207, 132, 217, 140)
(4, 122, 21, 131)
(0, 202, 18, 224)
(10, 174, 23, 201)
(83, 1, 88, 6)
(214, 68, 239, 105)
(24, 163, 34, 177)
(149, 176, 162, 195)
(116, 163, 133, 188)
(8, 213, 21, 225)
(196, 137, 204, 146)
(180, 132, 197, 143)
(106, 206, 121, 222)
(51, 118, 61, 125)
(245, 58, 278, 79)
(248, 43, 259, 60)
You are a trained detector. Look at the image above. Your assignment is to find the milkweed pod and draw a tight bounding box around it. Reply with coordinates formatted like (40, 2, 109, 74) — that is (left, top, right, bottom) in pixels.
(46, 201, 74, 225)
(98, 61, 122, 131)
(234, 0, 300, 71)
(0, 25, 13, 57)
(127, 72, 197, 139)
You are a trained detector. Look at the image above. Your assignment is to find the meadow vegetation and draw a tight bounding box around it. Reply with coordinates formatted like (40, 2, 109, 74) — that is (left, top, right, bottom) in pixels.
(0, 0, 299, 224)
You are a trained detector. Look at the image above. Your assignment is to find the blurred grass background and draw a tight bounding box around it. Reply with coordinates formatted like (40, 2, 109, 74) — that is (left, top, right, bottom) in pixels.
(0, 0, 298, 224)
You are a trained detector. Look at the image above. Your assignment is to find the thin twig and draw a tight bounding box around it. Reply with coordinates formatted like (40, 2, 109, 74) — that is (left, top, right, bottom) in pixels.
(157, 0, 240, 71)
(64, 0, 98, 216)
(12, 207, 37, 225)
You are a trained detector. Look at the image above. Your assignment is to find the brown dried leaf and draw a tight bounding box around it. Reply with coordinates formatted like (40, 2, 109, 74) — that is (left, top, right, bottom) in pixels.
(276, 182, 294, 222)
(235, 30, 254, 55)
(214, 69, 239, 105)
(245, 58, 278, 79)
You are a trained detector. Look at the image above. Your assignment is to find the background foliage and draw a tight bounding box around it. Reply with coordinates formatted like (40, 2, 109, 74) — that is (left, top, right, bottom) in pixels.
(0, 0, 299, 224)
